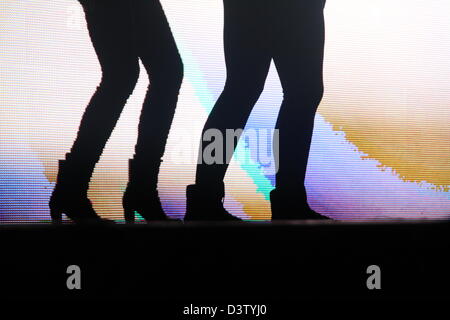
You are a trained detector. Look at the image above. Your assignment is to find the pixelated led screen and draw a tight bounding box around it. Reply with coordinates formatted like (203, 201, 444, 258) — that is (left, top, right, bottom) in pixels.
(1, 0, 450, 223)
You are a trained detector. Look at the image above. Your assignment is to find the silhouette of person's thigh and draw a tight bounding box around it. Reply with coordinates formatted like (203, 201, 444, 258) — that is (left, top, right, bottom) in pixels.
(271, 0, 326, 92)
(130, 0, 181, 74)
(222, 0, 272, 82)
(81, 0, 138, 73)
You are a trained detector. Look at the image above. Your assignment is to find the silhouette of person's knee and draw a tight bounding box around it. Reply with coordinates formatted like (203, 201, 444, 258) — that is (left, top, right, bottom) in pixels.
(99, 62, 140, 100)
(222, 76, 265, 107)
(145, 57, 183, 96)
(284, 88, 323, 110)
(281, 75, 324, 111)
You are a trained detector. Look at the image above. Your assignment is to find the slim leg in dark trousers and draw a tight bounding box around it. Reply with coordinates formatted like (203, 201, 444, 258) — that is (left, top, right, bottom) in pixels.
(186, 0, 328, 220)
(50, 0, 183, 223)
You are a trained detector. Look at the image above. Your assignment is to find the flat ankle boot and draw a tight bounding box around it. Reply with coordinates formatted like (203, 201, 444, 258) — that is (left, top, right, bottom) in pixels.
(122, 158, 170, 223)
(270, 187, 330, 220)
(184, 183, 241, 221)
(49, 153, 113, 224)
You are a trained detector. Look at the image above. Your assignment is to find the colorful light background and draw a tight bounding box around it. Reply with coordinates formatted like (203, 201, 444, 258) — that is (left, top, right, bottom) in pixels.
(1, 0, 449, 223)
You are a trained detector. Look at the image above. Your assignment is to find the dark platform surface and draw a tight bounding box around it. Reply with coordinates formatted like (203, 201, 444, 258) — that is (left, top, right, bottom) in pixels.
(0, 220, 449, 302)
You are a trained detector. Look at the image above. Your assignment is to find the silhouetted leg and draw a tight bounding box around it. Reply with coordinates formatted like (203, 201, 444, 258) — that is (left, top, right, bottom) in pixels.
(70, 0, 139, 171)
(50, 0, 137, 223)
(131, 0, 183, 187)
(273, 0, 326, 196)
(195, 0, 272, 189)
(121, 0, 183, 222)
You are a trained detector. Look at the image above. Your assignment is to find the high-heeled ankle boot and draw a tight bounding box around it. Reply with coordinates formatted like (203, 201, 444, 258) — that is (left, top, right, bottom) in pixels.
(49, 153, 111, 224)
(270, 186, 330, 220)
(122, 158, 169, 223)
(184, 182, 241, 221)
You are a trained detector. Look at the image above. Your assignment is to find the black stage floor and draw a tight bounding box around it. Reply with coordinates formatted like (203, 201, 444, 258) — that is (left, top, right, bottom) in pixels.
(1, 220, 449, 303)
